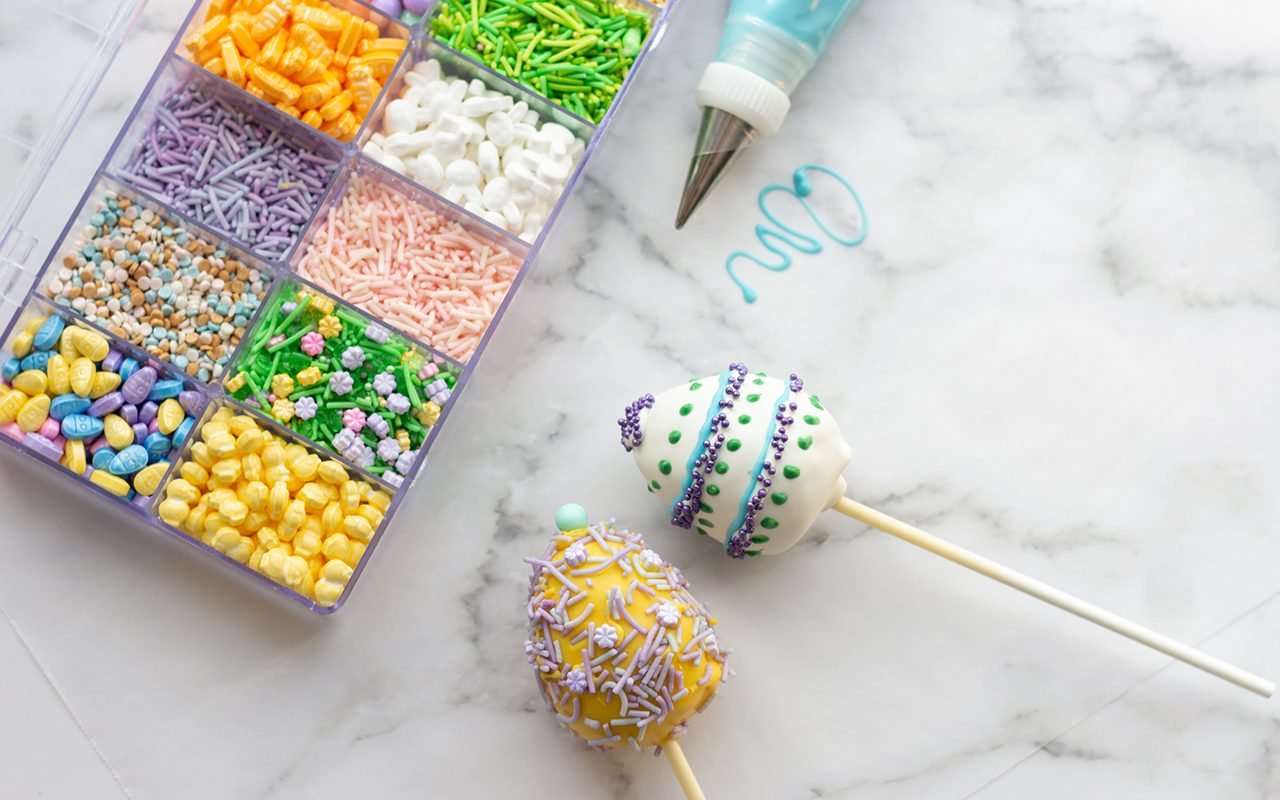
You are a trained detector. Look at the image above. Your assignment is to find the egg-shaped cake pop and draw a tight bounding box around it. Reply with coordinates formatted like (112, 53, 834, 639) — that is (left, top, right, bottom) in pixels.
(619, 362, 851, 558)
(525, 504, 729, 751)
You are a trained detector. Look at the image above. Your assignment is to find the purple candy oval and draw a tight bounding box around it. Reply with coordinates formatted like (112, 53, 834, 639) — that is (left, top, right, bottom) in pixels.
(87, 391, 123, 418)
(122, 367, 156, 405)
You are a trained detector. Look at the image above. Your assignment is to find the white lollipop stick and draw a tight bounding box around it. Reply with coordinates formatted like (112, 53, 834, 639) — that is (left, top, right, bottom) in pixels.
(834, 497, 1275, 698)
(662, 740, 707, 800)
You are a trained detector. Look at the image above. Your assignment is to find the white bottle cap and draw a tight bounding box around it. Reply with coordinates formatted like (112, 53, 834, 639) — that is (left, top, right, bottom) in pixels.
(696, 61, 791, 137)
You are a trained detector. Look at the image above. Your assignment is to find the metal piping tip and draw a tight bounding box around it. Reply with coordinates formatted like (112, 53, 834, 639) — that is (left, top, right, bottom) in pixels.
(675, 108, 758, 229)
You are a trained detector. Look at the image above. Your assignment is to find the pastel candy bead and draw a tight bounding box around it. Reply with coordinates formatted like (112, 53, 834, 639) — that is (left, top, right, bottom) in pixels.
(2, 358, 20, 381)
(24, 432, 63, 461)
(132, 423, 150, 444)
(122, 367, 156, 405)
(101, 350, 123, 372)
(0, 390, 25, 424)
(33, 316, 64, 351)
(144, 432, 172, 463)
(17, 394, 51, 432)
(49, 394, 90, 420)
(91, 448, 116, 471)
(76, 330, 109, 361)
(157, 399, 184, 435)
(12, 370, 48, 396)
(19, 352, 51, 372)
(46, 355, 70, 395)
(38, 418, 60, 439)
(133, 461, 169, 496)
(179, 391, 204, 416)
(69, 358, 95, 397)
(120, 405, 138, 424)
(148, 380, 183, 401)
(88, 436, 114, 455)
(103, 414, 134, 449)
(173, 417, 195, 448)
(118, 358, 138, 381)
(0, 422, 24, 440)
(87, 392, 123, 418)
(89, 372, 121, 398)
(10, 334, 32, 360)
(62, 439, 87, 474)
(109, 444, 149, 476)
(89, 470, 131, 497)
(139, 401, 159, 424)
(61, 413, 104, 441)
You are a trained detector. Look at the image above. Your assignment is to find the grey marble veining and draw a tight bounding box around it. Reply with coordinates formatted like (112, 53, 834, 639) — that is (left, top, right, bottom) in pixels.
(1, 0, 1279, 797)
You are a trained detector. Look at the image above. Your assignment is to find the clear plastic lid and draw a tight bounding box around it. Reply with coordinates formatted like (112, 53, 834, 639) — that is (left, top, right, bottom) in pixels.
(0, 0, 147, 313)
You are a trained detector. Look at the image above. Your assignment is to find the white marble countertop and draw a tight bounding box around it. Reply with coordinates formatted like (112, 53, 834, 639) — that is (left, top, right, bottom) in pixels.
(3, 0, 1280, 797)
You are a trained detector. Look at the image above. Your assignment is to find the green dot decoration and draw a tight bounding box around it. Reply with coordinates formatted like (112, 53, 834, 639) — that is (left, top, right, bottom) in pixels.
(650, 479, 660, 490)
(658, 459, 672, 475)
(783, 465, 801, 479)
(747, 393, 760, 402)
(803, 415, 820, 426)
(679, 403, 694, 416)
(737, 414, 751, 425)
(771, 491, 788, 505)
(726, 439, 741, 452)
(668, 430, 682, 444)
(714, 462, 729, 475)
(706, 484, 720, 496)
(810, 395, 824, 410)
(761, 517, 779, 529)
(697, 518, 714, 528)
(798, 436, 813, 450)
(700, 502, 713, 513)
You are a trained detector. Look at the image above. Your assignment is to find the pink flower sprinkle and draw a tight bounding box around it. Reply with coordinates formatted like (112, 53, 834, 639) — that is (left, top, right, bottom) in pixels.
(300, 331, 325, 356)
(342, 408, 367, 433)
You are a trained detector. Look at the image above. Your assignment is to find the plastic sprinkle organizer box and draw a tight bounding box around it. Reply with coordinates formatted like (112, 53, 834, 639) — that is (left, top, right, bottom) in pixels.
(0, 0, 673, 612)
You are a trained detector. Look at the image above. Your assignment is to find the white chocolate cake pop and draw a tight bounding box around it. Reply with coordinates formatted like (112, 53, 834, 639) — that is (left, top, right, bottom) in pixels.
(618, 363, 1275, 697)
(620, 362, 851, 557)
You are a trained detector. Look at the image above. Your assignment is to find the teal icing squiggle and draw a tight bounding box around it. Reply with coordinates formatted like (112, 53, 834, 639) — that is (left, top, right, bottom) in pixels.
(725, 164, 868, 304)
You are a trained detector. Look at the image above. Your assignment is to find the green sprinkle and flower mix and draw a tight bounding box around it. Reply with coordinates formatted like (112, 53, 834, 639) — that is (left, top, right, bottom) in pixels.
(226, 281, 460, 489)
(432, 0, 652, 123)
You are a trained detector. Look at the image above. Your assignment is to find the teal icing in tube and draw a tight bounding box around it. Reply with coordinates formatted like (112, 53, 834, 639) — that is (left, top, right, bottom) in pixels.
(725, 164, 868, 304)
(717, 0, 863, 92)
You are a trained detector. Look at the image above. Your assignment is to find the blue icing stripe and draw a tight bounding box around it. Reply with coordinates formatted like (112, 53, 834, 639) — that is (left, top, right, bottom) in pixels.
(724, 381, 790, 551)
(669, 371, 731, 523)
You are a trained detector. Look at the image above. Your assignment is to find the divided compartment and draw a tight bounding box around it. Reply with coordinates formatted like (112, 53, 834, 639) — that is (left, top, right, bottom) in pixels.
(0, 296, 209, 513)
(30, 172, 280, 384)
(150, 397, 398, 613)
(174, 0, 413, 144)
(222, 273, 464, 493)
(356, 36, 596, 243)
(425, 0, 661, 125)
(104, 55, 346, 264)
(289, 155, 531, 363)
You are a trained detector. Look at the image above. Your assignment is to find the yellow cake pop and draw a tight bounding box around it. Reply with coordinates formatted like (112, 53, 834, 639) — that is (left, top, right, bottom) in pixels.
(525, 504, 728, 752)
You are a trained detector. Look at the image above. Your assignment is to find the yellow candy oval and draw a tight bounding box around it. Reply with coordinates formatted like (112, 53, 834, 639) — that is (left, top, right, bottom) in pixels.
(133, 461, 169, 496)
(205, 431, 237, 458)
(103, 414, 134, 450)
(17, 394, 51, 432)
(220, 498, 249, 526)
(191, 441, 214, 468)
(61, 439, 87, 474)
(367, 490, 391, 513)
(12, 331, 34, 359)
(157, 398, 184, 435)
(76, 330, 109, 361)
(340, 480, 361, 512)
(59, 327, 81, 362)
(267, 482, 290, 520)
(236, 427, 264, 454)
(289, 452, 320, 481)
(46, 355, 70, 395)
(293, 529, 322, 559)
(89, 371, 121, 398)
(298, 482, 329, 512)
(0, 390, 26, 424)
(165, 478, 200, 505)
(238, 480, 268, 511)
(242, 452, 263, 482)
(69, 357, 95, 397)
(343, 514, 374, 541)
(261, 442, 285, 466)
(321, 501, 344, 533)
(11, 370, 48, 396)
(89, 470, 130, 497)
